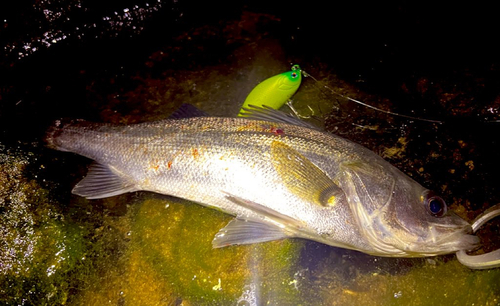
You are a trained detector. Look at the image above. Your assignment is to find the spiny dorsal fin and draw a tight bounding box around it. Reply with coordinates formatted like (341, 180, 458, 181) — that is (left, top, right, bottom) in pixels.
(168, 103, 210, 119)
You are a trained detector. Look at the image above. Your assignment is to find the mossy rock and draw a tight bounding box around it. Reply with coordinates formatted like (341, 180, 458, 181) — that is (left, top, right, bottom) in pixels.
(0, 149, 87, 305)
(130, 196, 305, 305)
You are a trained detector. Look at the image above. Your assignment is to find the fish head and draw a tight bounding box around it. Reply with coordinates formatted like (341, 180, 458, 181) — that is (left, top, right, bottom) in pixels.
(340, 160, 479, 257)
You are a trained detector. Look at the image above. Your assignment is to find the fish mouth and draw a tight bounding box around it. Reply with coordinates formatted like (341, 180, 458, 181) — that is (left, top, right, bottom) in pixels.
(355, 207, 480, 257)
(422, 213, 480, 255)
(398, 215, 480, 257)
(433, 228, 480, 254)
(422, 207, 482, 252)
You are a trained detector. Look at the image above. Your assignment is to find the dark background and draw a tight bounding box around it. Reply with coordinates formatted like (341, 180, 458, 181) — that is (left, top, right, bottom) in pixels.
(1, 0, 499, 216)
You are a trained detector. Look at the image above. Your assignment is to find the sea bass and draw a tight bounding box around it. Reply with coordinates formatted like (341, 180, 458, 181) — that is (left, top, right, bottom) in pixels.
(45, 105, 478, 257)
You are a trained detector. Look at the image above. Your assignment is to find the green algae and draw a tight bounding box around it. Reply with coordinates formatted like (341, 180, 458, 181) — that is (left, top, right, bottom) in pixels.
(0, 147, 87, 305)
(129, 195, 305, 305)
(133, 196, 246, 303)
(247, 240, 306, 305)
(312, 258, 500, 306)
(68, 194, 305, 305)
(1, 146, 141, 306)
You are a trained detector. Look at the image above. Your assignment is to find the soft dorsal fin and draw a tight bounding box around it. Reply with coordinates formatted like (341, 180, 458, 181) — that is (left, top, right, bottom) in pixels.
(72, 162, 137, 199)
(168, 103, 210, 119)
(239, 104, 321, 130)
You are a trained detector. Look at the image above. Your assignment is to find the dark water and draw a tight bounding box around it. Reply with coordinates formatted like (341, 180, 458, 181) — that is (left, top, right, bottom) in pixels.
(1, 1, 500, 305)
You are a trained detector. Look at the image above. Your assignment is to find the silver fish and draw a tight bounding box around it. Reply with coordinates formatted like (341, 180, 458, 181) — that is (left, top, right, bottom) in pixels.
(45, 105, 478, 257)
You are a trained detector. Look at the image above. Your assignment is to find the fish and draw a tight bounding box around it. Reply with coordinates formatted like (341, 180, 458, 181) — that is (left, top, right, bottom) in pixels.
(238, 65, 302, 116)
(45, 104, 479, 258)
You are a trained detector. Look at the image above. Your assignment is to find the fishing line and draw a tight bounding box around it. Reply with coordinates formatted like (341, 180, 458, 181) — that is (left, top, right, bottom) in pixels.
(301, 70, 444, 124)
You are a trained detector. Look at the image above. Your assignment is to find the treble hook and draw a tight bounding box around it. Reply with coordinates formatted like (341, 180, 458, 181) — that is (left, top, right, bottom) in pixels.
(287, 100, 315, 119)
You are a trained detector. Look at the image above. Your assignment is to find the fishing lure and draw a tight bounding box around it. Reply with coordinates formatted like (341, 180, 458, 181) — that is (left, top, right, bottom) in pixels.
(238, 65, 302, 116)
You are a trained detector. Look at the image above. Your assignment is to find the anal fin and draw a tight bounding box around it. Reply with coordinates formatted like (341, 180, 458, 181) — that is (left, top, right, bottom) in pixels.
(72, 162, 137, 199)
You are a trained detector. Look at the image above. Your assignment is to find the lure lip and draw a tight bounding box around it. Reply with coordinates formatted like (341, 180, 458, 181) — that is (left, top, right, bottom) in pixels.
(456, 203, 500, 269)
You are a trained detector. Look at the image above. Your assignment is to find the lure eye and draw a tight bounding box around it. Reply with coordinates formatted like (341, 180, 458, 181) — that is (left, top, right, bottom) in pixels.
(425, 193, 447, 217)
(291, 72, 298, 78)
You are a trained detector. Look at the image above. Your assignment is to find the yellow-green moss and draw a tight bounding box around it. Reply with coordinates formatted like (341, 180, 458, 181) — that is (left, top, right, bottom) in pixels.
(133, 197, 250, 304)
(248, 240, 306, 305)
(315, 258, 500, 306)
(110, 195, 304, 305)
(0, 149, 87, 305)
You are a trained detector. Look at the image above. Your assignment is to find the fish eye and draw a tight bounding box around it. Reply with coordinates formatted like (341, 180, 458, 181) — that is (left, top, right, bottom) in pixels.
(425, 193, 447, 217)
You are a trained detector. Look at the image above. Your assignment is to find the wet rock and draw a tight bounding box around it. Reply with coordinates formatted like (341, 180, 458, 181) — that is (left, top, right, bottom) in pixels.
(0, 145, 86, 305)
(77, 195, 304, 305)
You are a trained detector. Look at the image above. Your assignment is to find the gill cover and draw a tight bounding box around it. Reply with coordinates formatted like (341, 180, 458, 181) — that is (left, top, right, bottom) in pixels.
(238, 64, 302, 116)
(340, 161, 406, 255)
(340, 160, 478, 257)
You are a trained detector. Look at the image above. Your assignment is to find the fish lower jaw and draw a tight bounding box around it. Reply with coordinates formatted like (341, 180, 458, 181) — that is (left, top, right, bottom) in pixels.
(359, 235, 479, 258)
(436, 234, 480, 253)
(364, 247, 456, 258)
(394, 234, 480, 257)
(357, 219, 479, 257)
(427, 225, 480, 252)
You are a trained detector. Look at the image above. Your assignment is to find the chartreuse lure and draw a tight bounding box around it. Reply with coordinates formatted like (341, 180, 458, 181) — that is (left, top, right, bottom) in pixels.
(238, 65, 302, 116)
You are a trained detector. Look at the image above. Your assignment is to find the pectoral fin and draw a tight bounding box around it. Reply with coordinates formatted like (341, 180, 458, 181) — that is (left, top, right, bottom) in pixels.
(271, 141, 345, 207)
(72, 162, 137, 199)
